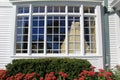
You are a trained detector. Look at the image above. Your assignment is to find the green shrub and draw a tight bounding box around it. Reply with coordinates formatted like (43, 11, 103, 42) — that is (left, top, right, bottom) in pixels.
(112, 65, 120, 80)
(6, 58, 91, 79)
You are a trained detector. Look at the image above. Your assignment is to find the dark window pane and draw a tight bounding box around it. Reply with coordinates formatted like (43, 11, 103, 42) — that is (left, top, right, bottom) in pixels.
(84, 28, 89, 34)
(17, 28, 22, 34)
(16, 43, 22, 49)
(33, 16, 38, 20)
(39, 28, 44, 34)
(60, 6, 65, 12)
(60, 28, 65, 34)
(47, 20, 52, 26)
(47, 43, 52, 49)
(60, 20, 65, 26)
(23, 35, 28, 41)
(22, 43, 28, 49)
(40, 6, 45, 12)
(60, 35, 65, 41)
(68, 20, 73, 26)
(32, 35, 38, 41)
(22, 50, 27, 53)
(53, 43, 59, 49)
(18, 7, 23, 13)
(16, 36, 22, 42)
(23, 28, 28, 34)
(16, 50, 21, 53)
(24, 21, 28, 27)
(47, 28, 52, 34)
(32, 28, 38, 34)
(33, 21, 38, 26)
(17, 21, 22, 27)
(33, 7, 39, 13)
(39, 35, 44, 41)
(39, 21, 44, 26)
(68, 6, 73, 12)
(84, 21, 89, 27)
(38, 43, 44, 49)
(90, 7, 95, 13)
(84, 35, 90, 41)
(54, 35, 59, 41)
(24, 17, 29, 20)
(39, 16, 44, 19)
(74, 6, 79, 13)
(24, 7, 29, 13)
(54, 6, 59, 12)
(47, 6, 52, 12)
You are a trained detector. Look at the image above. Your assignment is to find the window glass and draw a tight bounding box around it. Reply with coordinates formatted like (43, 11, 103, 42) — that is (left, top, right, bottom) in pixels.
(16, 16, 29, 53)
(47, 16, 66, 54)
(84, 6, 95, 13)
(18, 7, 29, 13)
(68, 16, 80, 54)
(84, 17, 96, 53)
(16, 5, 97, 55)
(32, 16, 44, 53)
(33, 6, 45, 13)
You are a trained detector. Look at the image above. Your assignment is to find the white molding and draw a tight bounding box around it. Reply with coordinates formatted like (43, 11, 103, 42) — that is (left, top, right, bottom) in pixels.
(80, 5, 84, 55)
(28, 4, 32, 55)
(10, 0, 103, 3)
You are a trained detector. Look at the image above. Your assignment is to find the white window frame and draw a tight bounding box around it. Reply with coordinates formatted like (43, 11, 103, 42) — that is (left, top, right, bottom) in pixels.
(12, 2, 103, 58)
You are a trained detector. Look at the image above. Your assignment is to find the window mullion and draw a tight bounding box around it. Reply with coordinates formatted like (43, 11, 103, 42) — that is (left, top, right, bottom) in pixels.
(65, 5, 68, 55)
(28, 4, 32, 55)
(80, 5, 85, 55)
(44, 5, 47, 55)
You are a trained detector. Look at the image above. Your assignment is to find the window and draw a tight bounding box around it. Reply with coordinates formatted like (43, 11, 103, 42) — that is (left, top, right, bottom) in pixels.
(15, 5, 97, 55)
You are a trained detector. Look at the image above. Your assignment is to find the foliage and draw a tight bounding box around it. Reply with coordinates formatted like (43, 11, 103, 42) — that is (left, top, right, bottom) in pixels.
(112, 64, 120, 80)
(0, 66, 114, 80)
(6, 58, 91, 79)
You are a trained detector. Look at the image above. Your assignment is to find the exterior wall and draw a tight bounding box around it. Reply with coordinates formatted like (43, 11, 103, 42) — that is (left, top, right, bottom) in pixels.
(0, 2, 13, 69)
(0, 0, 104, 69)
(108, 13, 119, 68)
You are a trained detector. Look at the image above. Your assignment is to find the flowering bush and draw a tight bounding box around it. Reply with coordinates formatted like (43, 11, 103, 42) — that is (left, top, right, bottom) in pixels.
(112, 64, 120, 80)
(0, 66, 114, 80)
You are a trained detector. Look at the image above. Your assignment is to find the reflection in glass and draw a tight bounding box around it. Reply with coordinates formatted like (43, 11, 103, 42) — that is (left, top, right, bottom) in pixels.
(84, 17, 96, 53)
(68, 16, 80, 54)
(47, 16, 66, 54)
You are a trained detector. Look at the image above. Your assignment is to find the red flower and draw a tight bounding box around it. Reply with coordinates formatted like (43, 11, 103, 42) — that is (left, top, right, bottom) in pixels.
(98, 73, 103, 77)
(87, 71, 95, 76)
(61, 73, 67, 78)
(98, 69, 104, 73)
(6, 76, 14, 80)
(14, 73, 25, 80)
(74, 78, 78, 80)
(58, 71, 67, 78)
(79, 76, 85, 80)
(40, 77, 44, 80)
(0, 70, 6, 79)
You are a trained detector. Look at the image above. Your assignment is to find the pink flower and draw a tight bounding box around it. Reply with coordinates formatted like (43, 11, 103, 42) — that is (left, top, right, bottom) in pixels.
(105, 64, 109, 67)
(90, 66, 96, 69)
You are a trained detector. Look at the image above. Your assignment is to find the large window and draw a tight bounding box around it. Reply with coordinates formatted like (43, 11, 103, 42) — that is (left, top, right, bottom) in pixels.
(15, 5, 97, 55)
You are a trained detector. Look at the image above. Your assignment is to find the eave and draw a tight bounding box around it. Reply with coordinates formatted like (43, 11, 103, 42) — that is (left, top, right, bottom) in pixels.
(111, 0, 120, 11)
(9, 0, 103, 3)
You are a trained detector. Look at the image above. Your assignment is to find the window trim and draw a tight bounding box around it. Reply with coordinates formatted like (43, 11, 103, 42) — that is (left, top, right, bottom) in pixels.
(13, 2, 103, 57)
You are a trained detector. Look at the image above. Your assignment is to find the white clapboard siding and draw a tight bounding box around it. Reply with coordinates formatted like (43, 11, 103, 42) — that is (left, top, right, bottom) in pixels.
(108, 13, 119, 68)
(0, 3, 12, 69)
(108, 0, 114, 11)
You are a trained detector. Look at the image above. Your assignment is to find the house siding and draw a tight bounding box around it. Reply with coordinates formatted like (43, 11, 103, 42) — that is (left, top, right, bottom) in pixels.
(0, 2, 13, 69)
(108, 13, 119, 68)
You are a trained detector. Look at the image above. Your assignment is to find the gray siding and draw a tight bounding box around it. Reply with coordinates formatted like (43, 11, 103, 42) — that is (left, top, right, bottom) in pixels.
(108, 13, 119, 67)
(0, 3, 13, 69)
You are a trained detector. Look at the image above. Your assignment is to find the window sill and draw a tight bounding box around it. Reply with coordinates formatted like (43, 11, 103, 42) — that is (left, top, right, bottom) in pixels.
(11, 53, 103, 59)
